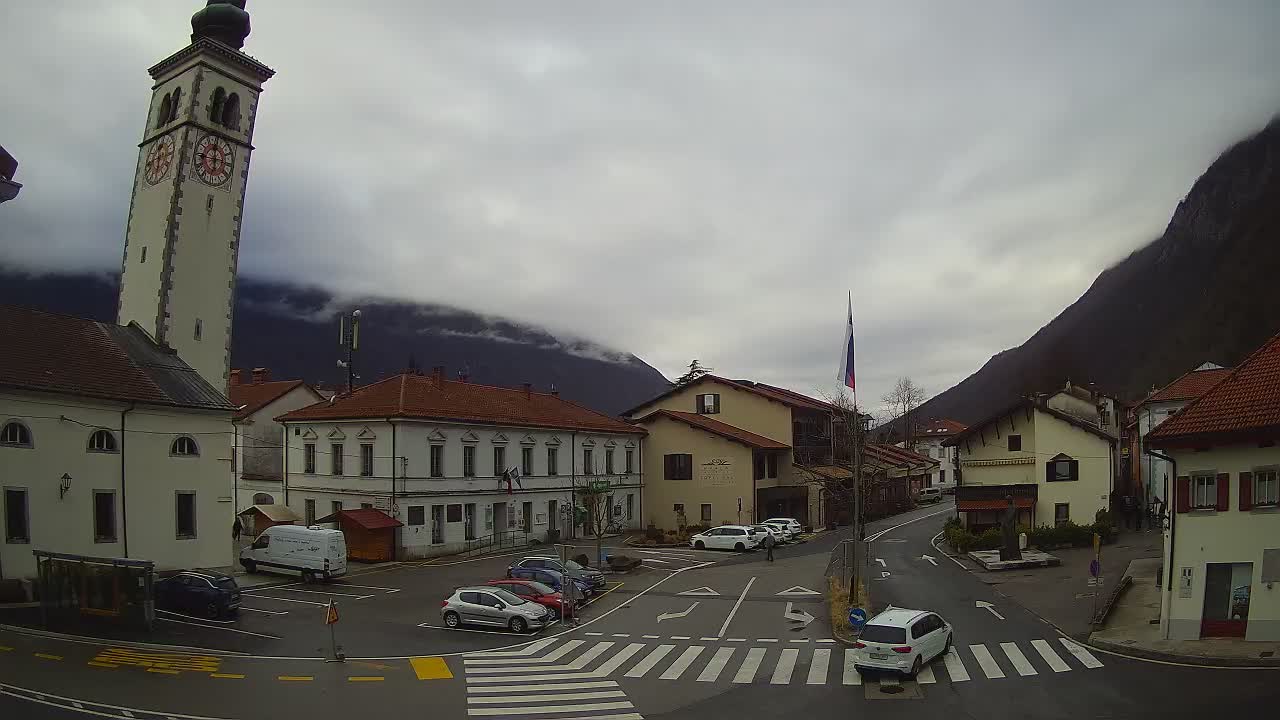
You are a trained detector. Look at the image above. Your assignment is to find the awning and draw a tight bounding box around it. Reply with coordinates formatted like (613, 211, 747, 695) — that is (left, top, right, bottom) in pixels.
(238, 504, 300, 522)
(316, 508, 403, 530)
(957, 498, 1035, 512)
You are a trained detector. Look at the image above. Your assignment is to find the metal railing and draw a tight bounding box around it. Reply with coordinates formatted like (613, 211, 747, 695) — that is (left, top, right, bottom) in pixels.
(462, 529, 531, 558)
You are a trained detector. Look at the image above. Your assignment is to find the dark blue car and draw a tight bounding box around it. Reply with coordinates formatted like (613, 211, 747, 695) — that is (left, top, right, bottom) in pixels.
(508, 566, 591, 601)
(155, 570, 241, 619)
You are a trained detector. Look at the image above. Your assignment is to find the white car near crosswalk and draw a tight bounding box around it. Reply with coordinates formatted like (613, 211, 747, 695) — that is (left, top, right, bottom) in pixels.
(851, 607, 952, 678)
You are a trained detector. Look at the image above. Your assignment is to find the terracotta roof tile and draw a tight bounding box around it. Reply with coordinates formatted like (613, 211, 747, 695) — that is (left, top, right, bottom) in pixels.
(230, 379, 311, 420)
(624, 375, 834, 416)
(957, 498, 1034, 511)
(914, 418, 968, 437)
(1144, 367, 1233, 403)
(1148, 332, 1280, 445)
(0, 305, 233, 410)
(277, 373, 643, 435)
(634, 410, 790, 450)
(865, 443, 937, 468)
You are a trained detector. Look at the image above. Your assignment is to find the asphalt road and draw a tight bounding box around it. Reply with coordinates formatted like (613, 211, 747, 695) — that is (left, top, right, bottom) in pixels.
(1, 503, 1276, 718)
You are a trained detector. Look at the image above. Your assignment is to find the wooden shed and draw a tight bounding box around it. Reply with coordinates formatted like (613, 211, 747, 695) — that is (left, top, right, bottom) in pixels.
(315, 509, 402, 562)
(238, 504, 300, 537)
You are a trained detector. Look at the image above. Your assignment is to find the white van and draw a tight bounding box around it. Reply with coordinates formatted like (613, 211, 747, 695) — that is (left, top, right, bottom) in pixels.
(917, 487, 942, 504)
(239, 525, 347, 582)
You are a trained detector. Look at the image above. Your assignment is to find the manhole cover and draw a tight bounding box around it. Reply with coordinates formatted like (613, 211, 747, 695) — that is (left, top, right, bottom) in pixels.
(880, 683, 905, 695)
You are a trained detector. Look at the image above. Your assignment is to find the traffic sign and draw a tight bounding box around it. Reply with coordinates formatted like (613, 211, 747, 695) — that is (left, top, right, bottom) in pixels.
(848, 607, 868, 629)
(325, 599, 340, 625)
(588, 480, 609, 493)
(1089, 558, 1100, 578)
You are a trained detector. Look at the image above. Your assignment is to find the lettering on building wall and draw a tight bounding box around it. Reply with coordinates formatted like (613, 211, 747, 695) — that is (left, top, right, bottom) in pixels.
(700, 458, 733, 487)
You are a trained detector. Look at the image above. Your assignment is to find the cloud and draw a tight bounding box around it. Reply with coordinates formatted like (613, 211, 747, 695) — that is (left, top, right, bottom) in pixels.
(3, 1, 1280, 414)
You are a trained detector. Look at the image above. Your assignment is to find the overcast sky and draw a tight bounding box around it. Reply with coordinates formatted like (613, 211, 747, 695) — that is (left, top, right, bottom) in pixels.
(3, 1, 1279, 413)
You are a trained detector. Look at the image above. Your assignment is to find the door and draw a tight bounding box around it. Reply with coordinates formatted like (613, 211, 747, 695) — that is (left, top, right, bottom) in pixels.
(522, 502, 533, 533)
(458, 591, 485, 625)
(1202, 562, 1251, 637)
(923, 614, 946, 660)
(494, 503, 508, 535)
(548, 500, 558, 533)
(431, 505, 444, 544)
(909, 617, 933, 664)
(464, 503, 476, 541)
(476, 591, 506, 626)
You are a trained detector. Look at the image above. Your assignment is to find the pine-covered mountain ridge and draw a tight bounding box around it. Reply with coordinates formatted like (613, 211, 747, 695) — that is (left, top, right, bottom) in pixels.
(914, 115, 1280, 426)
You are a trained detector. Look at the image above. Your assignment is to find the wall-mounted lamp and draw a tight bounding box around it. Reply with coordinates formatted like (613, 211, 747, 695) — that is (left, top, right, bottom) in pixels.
(59, 473, 72, 499)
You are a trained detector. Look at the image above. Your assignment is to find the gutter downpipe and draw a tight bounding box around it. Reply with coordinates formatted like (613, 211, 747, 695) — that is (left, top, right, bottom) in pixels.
(571, 432, 578, 541)
(391, 419, 398, 561)
(282, 422, 289, 506)
(1145, 447, 1177, 640)
(120, 402, 136, 558)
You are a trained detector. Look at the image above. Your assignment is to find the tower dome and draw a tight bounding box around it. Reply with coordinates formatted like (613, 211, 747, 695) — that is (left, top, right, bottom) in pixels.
(191, 1, 251, 50)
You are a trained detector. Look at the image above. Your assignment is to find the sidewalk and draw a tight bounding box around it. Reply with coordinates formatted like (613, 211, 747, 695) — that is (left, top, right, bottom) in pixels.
(970, 528, 1162, 638)
(1089, 557, 1280, 666)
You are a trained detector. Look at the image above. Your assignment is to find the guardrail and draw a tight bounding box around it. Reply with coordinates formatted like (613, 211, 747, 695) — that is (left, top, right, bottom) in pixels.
(462, 529, 531, 558)
(1091, 573, 1133, 626)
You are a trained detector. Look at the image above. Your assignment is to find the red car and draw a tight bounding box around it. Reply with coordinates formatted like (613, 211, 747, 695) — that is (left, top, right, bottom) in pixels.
(486, 578, 569, 619)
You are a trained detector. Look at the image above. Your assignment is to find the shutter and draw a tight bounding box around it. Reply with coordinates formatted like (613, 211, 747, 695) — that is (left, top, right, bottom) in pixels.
(1175, 476, 1190, 513)
(1046, 462, 1054, 483)
(664, 455, 673, 480)
(1240, 472, 1253, 511)
(1215, 473, 1230, 511)
(1070, 459, 1080, 482)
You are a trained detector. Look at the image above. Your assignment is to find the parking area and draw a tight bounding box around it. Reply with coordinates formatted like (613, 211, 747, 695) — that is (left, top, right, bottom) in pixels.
(7, 542, 722, 659)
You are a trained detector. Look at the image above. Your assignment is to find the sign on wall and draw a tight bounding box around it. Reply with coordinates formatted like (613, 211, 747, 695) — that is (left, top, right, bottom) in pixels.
(699, 458, 734, 487)
(1179, 567, 1193, 598)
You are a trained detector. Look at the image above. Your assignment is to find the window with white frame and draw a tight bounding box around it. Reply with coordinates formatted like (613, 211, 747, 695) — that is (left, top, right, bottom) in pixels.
(175, 491, 197, 538)
(522, 447, 534, 476)
(605, 449, 614, 474)
(493, 446, 506, 476)
(463, 445, 476, 477)
(171, 436, 199, 457)
(700, 503, 713, 523)
(331, 443, 344, 475)
(430, 445, 444, 478)
(88, 429, 117, 453)
(303, 443, 316, 473)
(1192, 473, 1217, 509)
(696, 393, 721, 414)
(1255, 469, 1279, 506)
(1, 421, 33, 448)
(360, 443, 374, 476)
(547, 447, 558, 476)
(625, 449, 634, 474)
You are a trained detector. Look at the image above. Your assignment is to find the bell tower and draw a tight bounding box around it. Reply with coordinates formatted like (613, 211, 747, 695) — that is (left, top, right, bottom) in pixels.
(116, 1, 273, 394)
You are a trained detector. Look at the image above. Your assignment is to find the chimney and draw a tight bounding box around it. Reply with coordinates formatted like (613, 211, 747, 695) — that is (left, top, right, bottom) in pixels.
(457, 370, 469, 383)
(229, 369, 243, 386)
(251, 367, 269, 384)
(432, 365, 444, 387)
(522, 382, 532, 399)
(550, 383, 559, 397)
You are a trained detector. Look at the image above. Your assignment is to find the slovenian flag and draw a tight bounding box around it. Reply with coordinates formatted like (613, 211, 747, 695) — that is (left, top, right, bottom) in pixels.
(838, 293, 856, 391)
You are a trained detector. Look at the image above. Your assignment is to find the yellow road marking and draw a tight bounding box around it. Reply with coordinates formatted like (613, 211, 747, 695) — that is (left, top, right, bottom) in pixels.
(278, 676, 313, 681)
(409, 656, 453, 680)
(146, 668, 179, 675)
(94, 647, 220, 673)
(210, 673, 245, 679)
(348, 676, 385, 682)
(351, 660, 396, 671)
(583, 581, 624, 607)
(88, 662, 119, 668)
(34, 653, 63, 661)
(0, 645, 13, 651)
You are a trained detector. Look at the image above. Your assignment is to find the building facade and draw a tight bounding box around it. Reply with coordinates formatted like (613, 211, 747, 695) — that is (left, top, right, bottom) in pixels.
(1148, 335, 1280, 642)
(944, 398, 1115, 531)
(276, 371, 646, 559)
(907, 418, 967, 492)
(1131, 363, 1231, 509)
(229, 368, 323, 511)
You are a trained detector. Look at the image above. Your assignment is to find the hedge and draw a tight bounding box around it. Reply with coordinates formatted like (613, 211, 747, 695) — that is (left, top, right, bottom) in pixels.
(944, 519, 1115, 553)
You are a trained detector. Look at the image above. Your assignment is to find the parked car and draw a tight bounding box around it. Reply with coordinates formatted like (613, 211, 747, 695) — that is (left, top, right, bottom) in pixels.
(752, 524, 789, 544)
(763, 517, 803, 535)
(759, 521, 795, 542)
(239, 525, 347, 582)
(917, 487, 943, 504)
(851, 607, 952, 678)
(441, 586, 551, 633)
(507, 566, 590, 601)
(486, 578, 570, 619)
(941, 486, 956, 495)
(154, 570, 241, 619)
(508, 557, 606, 595)
(689, 525, 761, 551)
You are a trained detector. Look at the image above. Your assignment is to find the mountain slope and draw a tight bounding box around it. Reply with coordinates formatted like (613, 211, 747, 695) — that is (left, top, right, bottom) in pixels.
(918, 116, 1280, 425)
(0, 270, 670, 416)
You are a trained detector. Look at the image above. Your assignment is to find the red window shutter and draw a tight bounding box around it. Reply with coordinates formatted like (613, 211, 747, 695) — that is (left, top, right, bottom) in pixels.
(1175, 476, 1190, 513)
(1215, 473, 1230, 511)
(1240, 472, 1253, 511)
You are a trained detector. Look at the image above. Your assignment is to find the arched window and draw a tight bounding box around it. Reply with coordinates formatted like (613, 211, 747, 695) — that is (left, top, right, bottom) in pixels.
(252, 493, 274, 505)
(156, 93, 172, 129)
(221, 92, 241, 130)
(171, 436, 200, 457)
(208, 87, 226, 124)
(168, 87, 182, 123)
(1, 421, 33, 448)
(88, 429, 118, 453)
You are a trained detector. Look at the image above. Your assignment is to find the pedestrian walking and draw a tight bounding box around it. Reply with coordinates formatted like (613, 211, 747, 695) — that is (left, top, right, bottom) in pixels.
(232, 516, 242, 541)
(764, 532, 775, 562)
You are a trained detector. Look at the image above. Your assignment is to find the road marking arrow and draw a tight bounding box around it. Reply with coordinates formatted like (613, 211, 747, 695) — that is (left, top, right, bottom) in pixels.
(976, 601, 1005, 620)
(658, 602, 700, 623)
(783, 602, 815, 627)
(678, 586, 720, 596)
(776, 586, 821, 597)
(921, 555, 938, 566)
(875, 558, 887, 567)
(881, 571, 891, 578)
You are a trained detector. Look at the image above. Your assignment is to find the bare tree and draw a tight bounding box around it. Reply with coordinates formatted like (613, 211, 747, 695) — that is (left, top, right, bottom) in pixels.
(673, 359, 713, 387)
(881, 377, 927, 451)
(575, 461, 615, 570)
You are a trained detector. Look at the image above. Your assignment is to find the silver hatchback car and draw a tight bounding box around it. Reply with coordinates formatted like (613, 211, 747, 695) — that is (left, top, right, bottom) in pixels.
(441, 586, 551, 633)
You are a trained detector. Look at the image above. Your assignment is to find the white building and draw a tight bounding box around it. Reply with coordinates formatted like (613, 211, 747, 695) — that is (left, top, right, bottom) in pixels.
(229, 368, 322, 510)
(1148, 334, 1280, 642)
(1, 307, 235, 580)
(906, 418, 967, 492)
(276, 369, 646, 559)
(1133, 363, 1231, 508)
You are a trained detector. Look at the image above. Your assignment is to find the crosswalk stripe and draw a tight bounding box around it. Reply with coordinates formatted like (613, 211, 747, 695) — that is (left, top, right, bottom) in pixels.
(593, 643, 646, 677)
(1058, 638, 1104, 669)
(467, 701, 634, 716)
(468, 672, 610, 684)
(570, 642, 617, 670)
(468, 638, 558, 657)
(660, 646, 705, 680)
(697, 647, 735, 682)
(467, 681, 619, 693)
(968, 644, 1005, 679)
(806, 648, 831, 685)
(733, 648, 766, 683)
(916, 664, 936, 684)
(1030, 639, 1070, 672)
(467, 691, 627, 704)
(624, 645, 675, 678)
(941, 649, 969, 682)
(770, 648, 799, 685)
(999, 643, 1037, 676)
(842, 649, 861, 685)
(466, 640, 585, 665)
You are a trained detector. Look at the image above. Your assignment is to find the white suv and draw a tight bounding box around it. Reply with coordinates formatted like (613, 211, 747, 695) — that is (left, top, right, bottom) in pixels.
(690, 525, 762, 551)
(763, 517, 803, 535)
(852, 607, 952, 678)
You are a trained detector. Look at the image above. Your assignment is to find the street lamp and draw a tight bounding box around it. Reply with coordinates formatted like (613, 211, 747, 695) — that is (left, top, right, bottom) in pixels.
(59, 473, 72, 499)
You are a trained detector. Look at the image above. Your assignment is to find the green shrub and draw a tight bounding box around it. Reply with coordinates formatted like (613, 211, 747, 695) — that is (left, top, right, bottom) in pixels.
(944, 516, 962, 532)
(974, 527, 1003, 551)
(944, 524, 979, 553)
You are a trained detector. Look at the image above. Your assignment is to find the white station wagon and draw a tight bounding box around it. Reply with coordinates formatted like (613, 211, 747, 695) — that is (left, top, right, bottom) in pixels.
(689, 525, 762, 552)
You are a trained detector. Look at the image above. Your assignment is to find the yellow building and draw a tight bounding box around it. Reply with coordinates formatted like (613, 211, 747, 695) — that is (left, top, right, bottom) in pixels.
(942, 398, 1116, 530)
(626, 375, 836, 530)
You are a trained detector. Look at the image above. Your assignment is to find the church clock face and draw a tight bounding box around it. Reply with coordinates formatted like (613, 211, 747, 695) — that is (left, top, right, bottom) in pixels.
(143, 134, 175, 185)
(193, 133, 234, 187)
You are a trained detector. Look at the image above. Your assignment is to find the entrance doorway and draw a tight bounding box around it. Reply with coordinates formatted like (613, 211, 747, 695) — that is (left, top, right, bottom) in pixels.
(493, 502, 508, 535)
(522, 502, 533, 533)
(1201, 562, 1252, 637)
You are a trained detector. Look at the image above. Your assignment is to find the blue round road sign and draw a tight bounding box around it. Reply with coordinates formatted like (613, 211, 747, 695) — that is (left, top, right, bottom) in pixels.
(1089, 559, 1100, 577)
(848, 607, 868, 629)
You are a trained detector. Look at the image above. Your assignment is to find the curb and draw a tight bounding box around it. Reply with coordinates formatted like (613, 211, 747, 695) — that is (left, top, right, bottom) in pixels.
(1087, 635, 1280, 668)
(0, 622, 254, 657)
